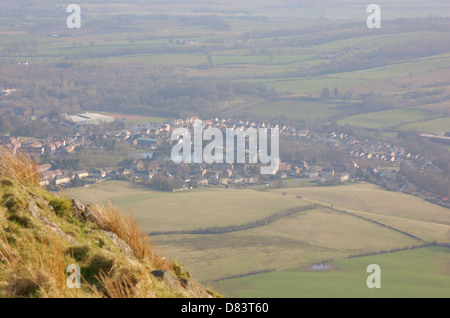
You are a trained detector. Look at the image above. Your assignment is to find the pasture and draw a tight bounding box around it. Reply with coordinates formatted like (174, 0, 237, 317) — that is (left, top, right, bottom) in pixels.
(67, 181, 306, 233)
(398, 117, 450, 134)
(272, 183, 450, 225)
(215, 246, 450, 298)
(337, 109, 440, 130)
(236, 99, 342, 121)
(2, 1, 450, 129)
(67, 181, 450, 286)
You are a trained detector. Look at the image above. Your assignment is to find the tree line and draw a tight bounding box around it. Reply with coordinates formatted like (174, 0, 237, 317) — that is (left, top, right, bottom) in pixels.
(0, 61, 279, 120)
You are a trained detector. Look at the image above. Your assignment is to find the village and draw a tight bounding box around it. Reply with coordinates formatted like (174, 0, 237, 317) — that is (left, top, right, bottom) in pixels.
(0, 110, 449, 208)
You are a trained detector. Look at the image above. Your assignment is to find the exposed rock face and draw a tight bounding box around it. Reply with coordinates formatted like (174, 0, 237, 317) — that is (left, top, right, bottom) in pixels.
(100, 230, 135, 258)
(151, 269, 185, 293)
(27, 201, 41, 218)
(72, 200, 136, 259)
(27, 200, 78, 245)
(151, 270, 212, 298)
(71, 199, 96, 223)
(39, 215, 78, 245)
(180, 278, 213, 298)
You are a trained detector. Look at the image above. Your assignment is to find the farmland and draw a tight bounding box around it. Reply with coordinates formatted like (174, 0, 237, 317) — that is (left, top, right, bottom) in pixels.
(2, 1, 450, 130)
(67, 180, 450, 295)
(215, 246, 450, 298)
(67, 181, 306, 233)
(398, 118, 450, 134)
(337, 109, 440, 130)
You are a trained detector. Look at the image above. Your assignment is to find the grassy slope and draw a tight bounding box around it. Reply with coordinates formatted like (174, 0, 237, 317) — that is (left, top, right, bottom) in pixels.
(0, 149, 216, 298)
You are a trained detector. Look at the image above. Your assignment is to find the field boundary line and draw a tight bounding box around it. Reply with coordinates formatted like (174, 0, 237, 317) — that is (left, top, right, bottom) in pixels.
(147, 204, 318, 236)
(346, 242, 449, 259)
(324, 205, 425, 242)
(210, 268, 277, 283)
(291, 195, 426, 241)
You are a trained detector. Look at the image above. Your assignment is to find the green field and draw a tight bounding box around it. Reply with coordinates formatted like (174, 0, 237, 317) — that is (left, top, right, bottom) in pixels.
(67, 181, 450, 293)
(236, 99, 343, 120)
(398, 117, 450, 134)
(215, 246, 450, 298)
(337, 109, 440, 129)
(272, 183, 450, 225)
(67, 181, 305, 233)
(3, 1, 450, 127)
(151, 205, 421, 282)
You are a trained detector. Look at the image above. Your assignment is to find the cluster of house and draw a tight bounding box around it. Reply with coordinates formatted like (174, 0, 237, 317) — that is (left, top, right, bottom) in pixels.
(36, 159, 264, 189)
(168, 117, 349, 184)
(0, 116, 410, 191)
(1, 111, 448, 206)
(0, 136, 74, 156)
(37, 164, 133, 187)
(324, 132, 407, 162)
(170, 117, 308, 138)
(130, 122, 171, 145)
(419, 189, 449, 207)
(38, 164, 87, 186)
(322, 132, 448, 207)
(129, 158, 351, 191)
(134, 160, 261, 187)
(325, 131, 440, 176)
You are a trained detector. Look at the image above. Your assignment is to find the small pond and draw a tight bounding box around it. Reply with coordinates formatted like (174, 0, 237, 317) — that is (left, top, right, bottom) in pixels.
(309, 264, 333, 271)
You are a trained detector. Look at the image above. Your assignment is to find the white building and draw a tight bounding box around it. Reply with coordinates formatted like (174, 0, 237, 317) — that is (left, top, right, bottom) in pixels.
(68, 112, 115, 125)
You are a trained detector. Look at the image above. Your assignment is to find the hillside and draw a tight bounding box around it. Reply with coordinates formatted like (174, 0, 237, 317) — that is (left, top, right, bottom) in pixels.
(0, 146, 217, 298)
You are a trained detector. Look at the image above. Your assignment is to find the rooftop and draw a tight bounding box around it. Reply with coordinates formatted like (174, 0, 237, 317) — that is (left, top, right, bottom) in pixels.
(68, 112, 115, 125)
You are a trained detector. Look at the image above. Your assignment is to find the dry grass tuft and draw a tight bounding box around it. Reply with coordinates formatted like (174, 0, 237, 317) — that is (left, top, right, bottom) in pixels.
(97, 269, 136, 298)
(0, 231, 72, 297)
(93, 202, 172, 271)
(0, 146, 40, 188)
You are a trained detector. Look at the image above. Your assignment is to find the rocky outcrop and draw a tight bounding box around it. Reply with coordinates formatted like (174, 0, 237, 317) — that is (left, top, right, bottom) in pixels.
(39, 215, 78, 245)
(151, 269, 186, 294)
(71, 199, 96, 223)
(71, 200, 136, 259)
(27, 200, 78, 245)
(100, 230, 135, 258)
(180, 278, 213, 298)
(151, 270, 212, 298)
(27, 201, 41, 219)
